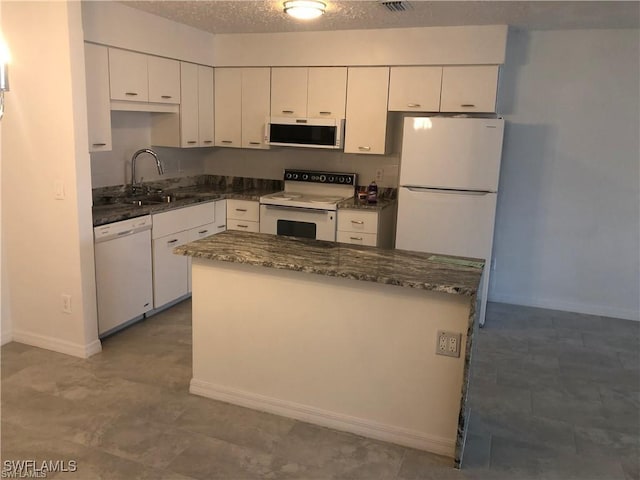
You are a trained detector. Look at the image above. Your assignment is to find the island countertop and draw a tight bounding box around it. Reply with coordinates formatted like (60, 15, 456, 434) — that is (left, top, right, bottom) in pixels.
(174, 230, 484, 297)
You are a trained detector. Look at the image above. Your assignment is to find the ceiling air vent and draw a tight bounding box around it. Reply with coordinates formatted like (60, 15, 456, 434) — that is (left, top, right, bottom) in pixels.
(380, 1, 411, 12)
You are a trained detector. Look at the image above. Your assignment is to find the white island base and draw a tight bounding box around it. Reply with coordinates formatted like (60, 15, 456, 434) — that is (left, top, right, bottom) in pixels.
(189, 258, 473, 460)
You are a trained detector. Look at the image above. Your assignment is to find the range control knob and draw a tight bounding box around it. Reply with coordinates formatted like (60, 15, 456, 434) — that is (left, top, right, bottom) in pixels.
(302, 174, 309, 180)
(338, 177, 345, 183)
(319, 175, 326, 182)
(328, 176, 335, 182)
(285, 172, 292, 179)
(292, 173, 299, 180)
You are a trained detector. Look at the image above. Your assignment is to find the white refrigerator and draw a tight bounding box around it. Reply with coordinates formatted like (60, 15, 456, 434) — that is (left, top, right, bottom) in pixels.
(395, 116, 505, 326)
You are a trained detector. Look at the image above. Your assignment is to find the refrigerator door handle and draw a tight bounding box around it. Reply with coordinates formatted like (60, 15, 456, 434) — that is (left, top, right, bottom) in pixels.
(405, 186, 493, 195)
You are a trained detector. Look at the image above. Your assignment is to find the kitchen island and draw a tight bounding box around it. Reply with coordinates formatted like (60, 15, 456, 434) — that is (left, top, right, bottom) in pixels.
(175, 231, 484, 467)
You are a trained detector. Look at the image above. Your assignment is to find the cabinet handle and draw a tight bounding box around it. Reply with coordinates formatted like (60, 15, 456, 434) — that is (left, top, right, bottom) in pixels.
(358, 146, 371, 151)
(125, 92, 138, 96)
(237, 224, 248, 228)
(167, 239, 179, 244)
(198, 230, 209, 235)
(407, 103, 421, 108)
(235, 208, 247, 212)
(187, 141, 197, 144)
(460, 104, 476, 108)
(249, 142, 260, 145)
(350, 236, 363, 241)
(282, 110, 294, 114)
(319, 111, 331, 115)
(203, 140, 213, 144)
(117, 230, 134, 236)
(221, 140, 233, 144)
(351, 220, 364, 225)
(217, 225, 225, 229)
(161, 95, 172, 99)
(92, 143, 107, 147)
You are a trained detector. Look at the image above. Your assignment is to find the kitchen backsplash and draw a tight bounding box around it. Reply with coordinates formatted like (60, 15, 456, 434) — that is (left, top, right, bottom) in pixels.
(91, 112, 400, 190)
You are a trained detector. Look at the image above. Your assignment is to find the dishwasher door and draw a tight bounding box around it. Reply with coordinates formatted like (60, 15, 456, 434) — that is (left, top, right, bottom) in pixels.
(94, 216, 153, 336)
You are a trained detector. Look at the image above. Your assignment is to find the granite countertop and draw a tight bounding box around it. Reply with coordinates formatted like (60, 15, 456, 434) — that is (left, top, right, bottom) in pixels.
(175, 230, 484, 297)
(337, 196, 396, 211)
(92, 186, 279, 227)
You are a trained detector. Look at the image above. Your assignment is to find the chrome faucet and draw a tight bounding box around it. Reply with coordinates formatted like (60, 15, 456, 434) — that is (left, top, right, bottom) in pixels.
(130, 148, 164, 195)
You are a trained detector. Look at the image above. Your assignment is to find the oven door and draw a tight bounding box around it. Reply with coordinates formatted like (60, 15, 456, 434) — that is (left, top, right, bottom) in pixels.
(259, 205, 337, 241)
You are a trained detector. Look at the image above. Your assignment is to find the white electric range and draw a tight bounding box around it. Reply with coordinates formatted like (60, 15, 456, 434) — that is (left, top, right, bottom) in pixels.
(260, 169, 357, 241)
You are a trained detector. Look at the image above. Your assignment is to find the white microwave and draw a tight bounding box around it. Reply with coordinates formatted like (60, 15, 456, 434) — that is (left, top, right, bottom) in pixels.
(265, 117, 344, 150)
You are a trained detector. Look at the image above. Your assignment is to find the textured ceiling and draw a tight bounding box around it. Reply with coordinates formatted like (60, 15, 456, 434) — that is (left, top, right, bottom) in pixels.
(119, 1, 640, 34)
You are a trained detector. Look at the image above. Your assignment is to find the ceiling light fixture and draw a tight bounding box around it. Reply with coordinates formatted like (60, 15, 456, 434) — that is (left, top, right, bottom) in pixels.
(284, 0, 326, 20)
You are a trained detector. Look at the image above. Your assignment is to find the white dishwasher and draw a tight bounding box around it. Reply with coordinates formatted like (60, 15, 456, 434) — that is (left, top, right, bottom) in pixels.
(94, 215, 153, 337)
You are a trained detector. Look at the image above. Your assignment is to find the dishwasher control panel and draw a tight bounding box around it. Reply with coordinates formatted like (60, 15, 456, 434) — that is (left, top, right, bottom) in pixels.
(94, 215, 152, 243)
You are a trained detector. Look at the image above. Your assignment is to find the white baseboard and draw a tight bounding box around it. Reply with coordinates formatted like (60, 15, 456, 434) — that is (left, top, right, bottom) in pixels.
(11, 330, 102, 358)
(190, 379, 455, 458)
(488, 293, 639, 322)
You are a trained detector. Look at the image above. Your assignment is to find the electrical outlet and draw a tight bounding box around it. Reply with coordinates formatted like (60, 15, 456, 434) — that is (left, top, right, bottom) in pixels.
(436, 330, 462, 358)
(61, 294, 72, 314)
(375, 168, 384, 183)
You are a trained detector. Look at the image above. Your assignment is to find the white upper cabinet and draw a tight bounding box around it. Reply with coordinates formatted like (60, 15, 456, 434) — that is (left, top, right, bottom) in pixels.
(214, 68, 242, 148)
(148, 56, 181, 104)
(109, 48, 182, 106)
(179, 62, 200, 147)
(388, 66, 442, 112)
(241, 68, 271, 149)
(271, 67, 308, 117)
(151, 62, 214, 148)
(440, 65, 499, 113)
(198, 65, 215, 147)
(109, 48, 149, 102)
(307, 67, 347, 119)
(271, 67, 347, 119)
(84, 43, 112, 152)
(344, 67, 390, 155)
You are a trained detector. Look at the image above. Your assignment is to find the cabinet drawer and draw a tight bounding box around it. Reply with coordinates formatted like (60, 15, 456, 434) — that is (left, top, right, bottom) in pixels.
(227, 200, 259, 222)
(227, 219, 260, 233)
(337, 210, 379, 234)
(337, 231, 377, 247)
(152, 202, 215, 239)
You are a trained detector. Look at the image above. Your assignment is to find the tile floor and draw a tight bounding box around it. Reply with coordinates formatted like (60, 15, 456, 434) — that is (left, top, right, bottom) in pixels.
(1, 300, 638, 479)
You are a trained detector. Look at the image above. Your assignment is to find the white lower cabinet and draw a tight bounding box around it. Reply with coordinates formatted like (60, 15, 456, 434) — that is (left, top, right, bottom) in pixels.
(337, 207, 396, 248)
(152, 230, 190, 308)
(152, 202, 216, 308)
(227, 199, 260, 232)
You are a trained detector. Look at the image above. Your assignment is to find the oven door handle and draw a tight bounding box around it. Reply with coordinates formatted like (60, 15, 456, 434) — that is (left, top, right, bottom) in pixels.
(262, 204, 331, 215)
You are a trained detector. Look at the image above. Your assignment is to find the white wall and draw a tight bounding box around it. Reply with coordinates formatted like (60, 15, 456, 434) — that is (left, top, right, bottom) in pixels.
(490, 28, 640, 321)
(90, 112, 206, 188)
(2, 1, 101, 356)
(82, 1, 215, 65)
(214, 25, 507, 66)
(204, 147, 400, 188)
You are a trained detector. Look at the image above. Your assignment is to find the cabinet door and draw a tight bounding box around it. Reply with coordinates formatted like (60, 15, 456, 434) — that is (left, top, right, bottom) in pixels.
(180, 62, 199, 148)
(213, 200, 227, 234)
(344, 67, 390, 155)
(109, 48, 148, 102)
(84, 43, 112, 152)
(241, 68, 271, 149)
(388, 66, 442, 112)
(198, 66, 215, 147)
(307, 67, 347, 119)
(271, 67, 307, 117)
(148, 56, 181, 104)
(186, 222, 216, 292)
(215, 68, 242, 147)
(440, 65, 499, 113)
(152, 230, 190, 308)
